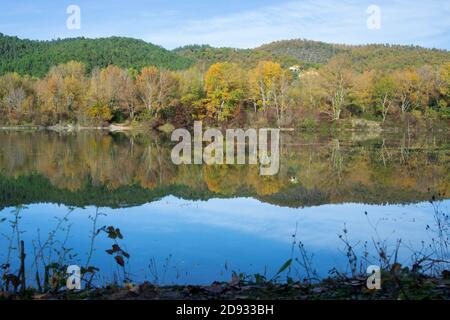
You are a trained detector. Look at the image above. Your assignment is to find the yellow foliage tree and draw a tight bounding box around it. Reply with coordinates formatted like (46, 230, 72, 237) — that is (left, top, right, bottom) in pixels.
(249, 61, 292, 124)
(204, 62, 247, 121)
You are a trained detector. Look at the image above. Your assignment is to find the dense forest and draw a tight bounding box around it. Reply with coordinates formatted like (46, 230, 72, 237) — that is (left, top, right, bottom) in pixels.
(0, 33, 192, 77)
(0, 34, 449, 127)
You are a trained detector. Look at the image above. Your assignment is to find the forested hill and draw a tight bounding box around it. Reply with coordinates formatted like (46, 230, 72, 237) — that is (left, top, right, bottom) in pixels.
(175, 39, 450, 70)
(172, 44, 319, 69)
(0, 34, 449, 77)
(0, 33, 194, 77)
(173, 40, 344, 68)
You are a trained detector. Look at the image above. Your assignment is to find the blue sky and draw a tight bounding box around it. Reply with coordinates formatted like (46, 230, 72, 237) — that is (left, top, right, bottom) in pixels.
(0, 0, 449, 49)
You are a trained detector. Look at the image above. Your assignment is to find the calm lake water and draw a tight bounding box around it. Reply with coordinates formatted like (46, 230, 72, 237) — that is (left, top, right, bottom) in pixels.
(0, 130, 449, 285)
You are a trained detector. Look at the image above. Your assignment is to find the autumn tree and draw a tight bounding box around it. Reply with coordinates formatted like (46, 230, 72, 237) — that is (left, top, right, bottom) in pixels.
(274, 69, 292, 124)
(204, 62, 247, 121)
(119, 70, 139, 120)
(177, 66, 206, 120)
(59, 61, 87, 120)
(416, 65, 441, 112)
(348, 70, 374, 115)
(136, 66, 179, 117)
(437, 63, 450, 118)
(249, 61, 292, 124)
(0, 72, 35, 123)
(249, 61, 282, 112)
(319, 56, 352, 121)
(392, 69, 419, 113)
(136, 66, 158, 115)
(371, 72, 395, 122)
(298, 70, 323, 109)
(35, 61, 87, 123)
(35, 71, 63, 120)
(87, 65, 139, 123)
(178, 67, 205, 103)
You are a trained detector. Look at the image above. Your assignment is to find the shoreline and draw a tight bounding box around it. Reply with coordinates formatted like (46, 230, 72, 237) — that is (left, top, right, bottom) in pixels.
(0, 124, 133, 132)
(0, 119, 448, 138)
(2, 272, 449, 300)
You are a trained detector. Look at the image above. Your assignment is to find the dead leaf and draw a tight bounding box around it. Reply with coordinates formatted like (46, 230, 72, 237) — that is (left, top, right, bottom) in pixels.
(115, 255, 125, 267)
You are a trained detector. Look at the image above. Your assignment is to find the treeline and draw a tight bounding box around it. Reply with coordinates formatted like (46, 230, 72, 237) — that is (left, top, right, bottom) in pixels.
(0, 57, 449, 127)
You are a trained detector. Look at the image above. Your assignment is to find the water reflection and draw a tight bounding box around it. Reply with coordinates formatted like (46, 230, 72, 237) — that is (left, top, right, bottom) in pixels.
(0, 130, 448, 208)
(0, 130, 449, 285)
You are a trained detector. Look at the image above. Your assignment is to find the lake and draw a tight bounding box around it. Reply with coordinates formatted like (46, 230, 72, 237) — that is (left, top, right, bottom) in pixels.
(0, 129, 449, 286)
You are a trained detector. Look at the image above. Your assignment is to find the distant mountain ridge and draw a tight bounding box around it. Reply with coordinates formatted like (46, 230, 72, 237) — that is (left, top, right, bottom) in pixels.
(0, 33, 448, 77)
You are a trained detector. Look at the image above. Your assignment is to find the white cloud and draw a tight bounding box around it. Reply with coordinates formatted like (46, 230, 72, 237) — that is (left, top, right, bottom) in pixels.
(144, 0, 450, 49)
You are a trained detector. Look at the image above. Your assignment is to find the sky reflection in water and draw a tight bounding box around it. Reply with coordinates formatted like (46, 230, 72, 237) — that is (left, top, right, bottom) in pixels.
(1, 197, 447, 285)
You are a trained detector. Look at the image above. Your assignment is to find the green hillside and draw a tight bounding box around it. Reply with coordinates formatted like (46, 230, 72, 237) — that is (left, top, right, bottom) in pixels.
(175, 39, 449, 70)
(0, 33, 194, 77)
(1, 34, 448, 77)
(173, 44, 317, 69)
(256, 39, 346, 64)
